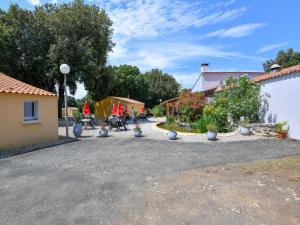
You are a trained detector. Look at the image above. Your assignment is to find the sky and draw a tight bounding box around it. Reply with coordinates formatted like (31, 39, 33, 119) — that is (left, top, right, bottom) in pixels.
(1, 0, 300, 98)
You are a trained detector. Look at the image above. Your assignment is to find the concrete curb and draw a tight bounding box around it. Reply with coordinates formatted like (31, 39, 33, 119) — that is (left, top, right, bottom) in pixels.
(153, 123, 239, 137)
(0, 136, 78, 159)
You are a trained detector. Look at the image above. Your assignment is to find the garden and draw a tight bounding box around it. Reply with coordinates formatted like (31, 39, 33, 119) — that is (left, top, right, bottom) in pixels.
(154, 76, 281, 140)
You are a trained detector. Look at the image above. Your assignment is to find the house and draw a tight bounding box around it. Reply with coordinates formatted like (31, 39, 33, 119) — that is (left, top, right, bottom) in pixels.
(252, 64, 300, 140)
(61, 107, 78, 117)
(192, 63, 264, 92)
(0, 73, 58, 150)
(94, 96, 145, 120)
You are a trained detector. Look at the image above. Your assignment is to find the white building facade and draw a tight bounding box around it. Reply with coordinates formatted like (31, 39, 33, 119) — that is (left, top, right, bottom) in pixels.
(255, 66, 300, 139)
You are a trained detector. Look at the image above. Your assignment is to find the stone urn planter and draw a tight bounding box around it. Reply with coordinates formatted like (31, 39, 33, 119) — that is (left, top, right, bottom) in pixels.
(206, 130, 217, 140)
(99, 127, 109, 137)
(133, 128, 142, 137)
(73, 123, 83, 138)
(277, 131, 288, 139)
(206, 123, 218, 140)
(240, 126, 251, 135)
(167, 130, 177, 140)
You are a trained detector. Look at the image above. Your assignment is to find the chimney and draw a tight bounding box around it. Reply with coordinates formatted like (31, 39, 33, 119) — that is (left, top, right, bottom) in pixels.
(270, 64, 281, 73)
(201, 63, 209, 73)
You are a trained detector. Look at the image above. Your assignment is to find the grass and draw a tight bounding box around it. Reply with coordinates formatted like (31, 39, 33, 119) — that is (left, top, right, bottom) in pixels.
(157, 123, 200, 133)
(240, 156, 300, 181)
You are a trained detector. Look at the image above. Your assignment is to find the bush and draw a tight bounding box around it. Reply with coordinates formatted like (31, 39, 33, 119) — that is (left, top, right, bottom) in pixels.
(206, 122, 218, 132)
(166, 115, 176, 124)
(203, 105, 228, 132)
(275, 121, 288, 133)
(151, 105, 165, 117)
(178, 90, 206, 122)
(192, 118, 208, 133)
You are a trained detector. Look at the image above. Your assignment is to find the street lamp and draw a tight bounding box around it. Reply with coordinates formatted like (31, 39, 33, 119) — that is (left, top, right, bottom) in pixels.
(60, 63, 70, 137)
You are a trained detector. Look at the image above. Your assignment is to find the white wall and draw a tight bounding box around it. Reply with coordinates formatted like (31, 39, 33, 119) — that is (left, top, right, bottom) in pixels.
(261, 72, 300, 139)
(202, 73, 259, 91)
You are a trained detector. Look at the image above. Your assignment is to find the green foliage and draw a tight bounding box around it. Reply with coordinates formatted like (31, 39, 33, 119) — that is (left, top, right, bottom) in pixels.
(150, 105, 166, 117)
(67, 96, 78, 107)
(192, 118, 208, 133)
(264, 48, 300, 72)
(145, 69, 180, 108)
(157, 123, 199, 133)
(206, 122, 218, 132)
(178, 90, 206, 122)
(73, 110, 82, 123)
(166, 115, 176, 124)
(203, 104, 228, 132)
(240, 117, 251, 127)
(0, 1, 114, 117)
(275, 121, 288, 133)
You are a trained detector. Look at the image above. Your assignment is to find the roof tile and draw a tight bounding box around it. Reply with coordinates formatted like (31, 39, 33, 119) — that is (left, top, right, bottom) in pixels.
(0, 73, 56, 96)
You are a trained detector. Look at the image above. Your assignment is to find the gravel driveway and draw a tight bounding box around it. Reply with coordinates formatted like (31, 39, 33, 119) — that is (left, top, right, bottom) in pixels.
(0, 138, 299, 225)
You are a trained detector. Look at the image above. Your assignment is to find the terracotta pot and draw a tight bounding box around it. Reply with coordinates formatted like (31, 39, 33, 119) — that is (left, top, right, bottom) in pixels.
(277, 131, 287, 139)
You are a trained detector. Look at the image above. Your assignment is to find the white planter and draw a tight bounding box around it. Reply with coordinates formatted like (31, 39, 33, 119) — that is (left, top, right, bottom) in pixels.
(207, 130, 217, 140)
(134, 129, 142, 137)
(99, 128, 109, 137)
(240, 126, 251, 135)
(167, 130, 177, 140)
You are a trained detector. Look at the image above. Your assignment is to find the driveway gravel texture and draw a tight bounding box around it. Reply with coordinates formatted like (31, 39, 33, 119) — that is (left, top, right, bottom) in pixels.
(0, 138, 299, 225)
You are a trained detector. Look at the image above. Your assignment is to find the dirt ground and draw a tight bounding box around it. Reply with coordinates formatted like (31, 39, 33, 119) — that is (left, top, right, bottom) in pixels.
(119, 157, 300, 225)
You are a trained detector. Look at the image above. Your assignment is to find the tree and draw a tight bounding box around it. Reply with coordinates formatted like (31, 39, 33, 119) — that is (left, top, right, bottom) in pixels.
(109, 65, 149, 103)
(67, 96, 78, 107)
(0, 1, 114, 117)
(263, 48, 300, 72)
(144, 69, 180, 108)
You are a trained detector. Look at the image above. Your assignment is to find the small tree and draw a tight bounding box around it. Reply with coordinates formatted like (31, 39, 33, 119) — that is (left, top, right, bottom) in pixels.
(178, 90, 206, 122)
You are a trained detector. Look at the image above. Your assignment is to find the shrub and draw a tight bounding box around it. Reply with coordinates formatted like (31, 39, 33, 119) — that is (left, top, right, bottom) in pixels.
(206, 122, 218, 132)
(192, 118, 208, 133)
(203, 105, 228, 132)
(166, 115, 176, 124)
(178, 90, 206, 122)
(151, 105, 165, 117)
(73, 110, 82, 123)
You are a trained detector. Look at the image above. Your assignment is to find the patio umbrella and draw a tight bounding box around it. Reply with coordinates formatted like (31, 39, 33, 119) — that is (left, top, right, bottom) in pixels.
(111, 103, 117, 116)
(122, 105, 128, 113)
(83, 100, 91, 116)
(140, 106, 145, 113)
(116, 101, 123, 116)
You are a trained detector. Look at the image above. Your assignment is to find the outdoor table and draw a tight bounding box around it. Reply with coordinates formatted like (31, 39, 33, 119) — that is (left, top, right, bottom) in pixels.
(81, 118, 91, 130)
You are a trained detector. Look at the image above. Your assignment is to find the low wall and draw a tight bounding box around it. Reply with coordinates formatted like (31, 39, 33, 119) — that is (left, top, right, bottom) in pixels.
(250, 123, 277, 136)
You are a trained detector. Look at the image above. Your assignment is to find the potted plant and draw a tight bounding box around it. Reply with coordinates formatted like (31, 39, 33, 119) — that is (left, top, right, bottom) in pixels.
(275, 121, 288, 139)
(133, 122, 142, 137)
(73, 110, 83, 138)
(166, 116, 177, 140)
(99, 122, 109, 137)
(206, 122, 218, 140)
(240, 117, 251, 135)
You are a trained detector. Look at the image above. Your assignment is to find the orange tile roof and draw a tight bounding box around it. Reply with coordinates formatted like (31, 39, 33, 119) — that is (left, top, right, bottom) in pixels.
(253, 64, 300, 82)
(0, 73, 56, 96)
(111, 96, 144, 104)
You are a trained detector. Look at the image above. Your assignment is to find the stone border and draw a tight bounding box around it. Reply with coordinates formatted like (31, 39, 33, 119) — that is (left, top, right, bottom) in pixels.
(0, 136, 78, 159)
(153, 123, 238, 137)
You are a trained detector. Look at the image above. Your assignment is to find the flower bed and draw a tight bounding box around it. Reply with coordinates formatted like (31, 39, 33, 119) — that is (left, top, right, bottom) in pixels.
(157, 122, 200, 133)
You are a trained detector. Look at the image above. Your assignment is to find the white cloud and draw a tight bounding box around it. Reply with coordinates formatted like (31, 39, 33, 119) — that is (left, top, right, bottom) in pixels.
(27, 0, 40, 6)
(205, 23, 267, 38)
(173, 73, 199, 88)
(256, 43, 287, 54)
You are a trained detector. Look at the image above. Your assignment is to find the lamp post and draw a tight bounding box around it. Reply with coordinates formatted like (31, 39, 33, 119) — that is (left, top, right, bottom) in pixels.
(60, 64, 70, 137)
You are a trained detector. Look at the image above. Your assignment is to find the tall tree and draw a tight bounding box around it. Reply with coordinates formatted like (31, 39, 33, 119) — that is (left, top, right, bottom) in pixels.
(144, 69, 180, 108)
(109, 64, 149, 103)
(0, 0, 114, 117)
(263, 48, 300, 72)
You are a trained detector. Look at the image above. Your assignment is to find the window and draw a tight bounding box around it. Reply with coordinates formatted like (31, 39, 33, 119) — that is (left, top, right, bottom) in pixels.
(24, 101, 39, 121)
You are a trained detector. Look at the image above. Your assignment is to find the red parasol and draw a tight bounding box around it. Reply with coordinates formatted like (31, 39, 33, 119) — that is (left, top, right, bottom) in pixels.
(111, 103, 117, 116)
(122, 105, 128, 113)
(140, 106, 145, 113)
(83, 100, 91, 115)
(116, 102, 123, 116)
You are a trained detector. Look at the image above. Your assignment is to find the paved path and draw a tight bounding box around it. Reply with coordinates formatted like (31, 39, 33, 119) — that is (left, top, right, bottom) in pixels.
(0, 137, 300, 225)
(59, 118, 268, 142)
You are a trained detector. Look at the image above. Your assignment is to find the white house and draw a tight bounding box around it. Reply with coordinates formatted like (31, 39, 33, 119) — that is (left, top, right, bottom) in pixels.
(192, 63, 264, 92)
(253, 64, 300, 140)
